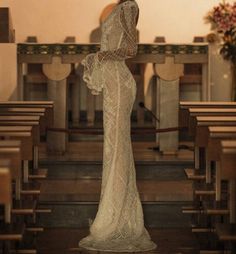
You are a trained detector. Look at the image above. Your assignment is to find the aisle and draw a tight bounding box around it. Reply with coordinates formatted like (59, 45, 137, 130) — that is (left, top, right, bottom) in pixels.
(36, 228, 199, 254)
(36, 141, 199, 253)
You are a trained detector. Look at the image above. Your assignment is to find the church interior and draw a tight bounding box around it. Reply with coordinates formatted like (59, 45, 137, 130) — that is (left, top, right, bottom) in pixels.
(1, 0, 236, 253)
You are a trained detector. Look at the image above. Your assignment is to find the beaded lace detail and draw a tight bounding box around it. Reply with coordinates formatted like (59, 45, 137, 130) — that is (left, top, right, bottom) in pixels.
(79, 1, 157, 252)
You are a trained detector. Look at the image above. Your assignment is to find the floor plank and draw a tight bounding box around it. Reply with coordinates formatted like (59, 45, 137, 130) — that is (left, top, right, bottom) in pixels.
(39, 179, 193, 202)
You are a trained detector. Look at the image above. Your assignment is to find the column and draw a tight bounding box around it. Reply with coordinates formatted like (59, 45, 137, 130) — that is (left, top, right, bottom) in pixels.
(43, 56, 71, 154)
(154, 56, 184, 154)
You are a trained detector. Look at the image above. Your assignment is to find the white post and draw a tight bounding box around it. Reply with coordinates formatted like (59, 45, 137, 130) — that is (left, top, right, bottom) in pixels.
(43, 56, 71, 154)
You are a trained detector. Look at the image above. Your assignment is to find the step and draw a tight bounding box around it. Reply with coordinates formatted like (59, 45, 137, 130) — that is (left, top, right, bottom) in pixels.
(39, 179, 193, 203)
(39, 160, 194, 181)
(38, 201, 192, 228)
(38, 179, 193, 228)
(36, 228, 199, 254)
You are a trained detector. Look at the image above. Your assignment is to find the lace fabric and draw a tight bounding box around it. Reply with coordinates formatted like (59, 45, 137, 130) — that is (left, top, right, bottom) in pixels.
(79, 0, 157, 252)
(82, 0, 138, 95)
(81, 53, 104, 95)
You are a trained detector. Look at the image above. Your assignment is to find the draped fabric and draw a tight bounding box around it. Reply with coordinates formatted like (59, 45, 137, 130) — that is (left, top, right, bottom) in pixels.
(79, 0, 157, 252)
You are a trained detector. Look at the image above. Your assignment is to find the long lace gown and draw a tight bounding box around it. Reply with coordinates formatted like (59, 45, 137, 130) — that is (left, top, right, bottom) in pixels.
(79, 0, 157, 252)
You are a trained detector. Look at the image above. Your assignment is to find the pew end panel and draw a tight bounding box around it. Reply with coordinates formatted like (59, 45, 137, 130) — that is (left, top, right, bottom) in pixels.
(0, 167, 12, 224)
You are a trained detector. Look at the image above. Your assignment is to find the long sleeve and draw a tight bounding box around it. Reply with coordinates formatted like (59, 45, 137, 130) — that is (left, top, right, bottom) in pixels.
(81, 1, 139, 96)
(97, 1, 139, 62)
(81, 53, 104, 95)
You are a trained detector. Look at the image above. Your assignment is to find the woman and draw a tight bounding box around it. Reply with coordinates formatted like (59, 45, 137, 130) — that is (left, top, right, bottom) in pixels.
(79, 0, 157, 252)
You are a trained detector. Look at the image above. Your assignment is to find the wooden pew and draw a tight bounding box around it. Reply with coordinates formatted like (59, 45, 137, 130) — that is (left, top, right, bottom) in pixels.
(0, 143, 21, 200)
(214, 140, 236, 251)
(0, 100, 53, 107)
(0, 108, 46, 137)
(0, 160, 35, 214)
(0, 167, 25, 253)
(187, 127, 236, 221)
(0, 126, 36, 139)
(0, 125, 40, 169)
(0, 101, 53, 120)
(0, 144, 49, 212)
(181, 103, 236, 252)
(0, 101, 53, 130)
(0, 144, 40, 201)
(0, 166, 36, 254)
(180, 103, 236, 171)
(179, 101, 236, 128)
(0, 131, 33, 183)
(188, 108, 236, 136)
(0, 116, 41, 169)
(0, 104, 52, 253)
(181, 106, 236, 179)
(0, 142, 48, 226)
(181, 101, 236, 108)
(0, 103, 54, 167)
(185, 110, 236, 172)
(0, 124, 49, 197)
(0, 119, 47, 182)
(0, 101, 53, 123)
(183, 117, 236, 213)
(0, 167, 12, 223)
(0, 115, 40, 122)
(207, 127, 236, 201)
(195, 116, 236, 142)
(189, 118, 236, 207)
(194, 116, 236, 174)
(0, 107, 45, 132)
(0, 107, 45, 115)
(189, 108, 236, 116)
(0, 118, 42, 171)
(220, 140, 236, 223)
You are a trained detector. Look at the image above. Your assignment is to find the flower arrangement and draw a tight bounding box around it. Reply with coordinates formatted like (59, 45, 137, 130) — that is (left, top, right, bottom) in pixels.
(206, 1, 236, 101)
(205, 1, 236, 63)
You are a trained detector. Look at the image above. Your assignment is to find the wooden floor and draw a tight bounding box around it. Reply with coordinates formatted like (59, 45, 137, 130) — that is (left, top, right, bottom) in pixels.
(39, 141, 194, 162)
(36, 141, 197, 253)
(40, 179, 193, 202)
(37, 228, 199, 254)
